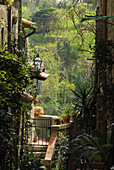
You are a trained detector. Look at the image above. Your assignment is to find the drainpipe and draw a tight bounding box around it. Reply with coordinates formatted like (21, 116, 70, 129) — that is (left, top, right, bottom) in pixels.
(22, 26, 36, 51)
(25, 27, 36, 39)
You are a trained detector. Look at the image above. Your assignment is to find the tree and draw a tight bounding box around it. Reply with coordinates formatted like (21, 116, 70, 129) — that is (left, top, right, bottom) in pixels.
(27, 1, 96, 116)
(31, 6, 55, 36)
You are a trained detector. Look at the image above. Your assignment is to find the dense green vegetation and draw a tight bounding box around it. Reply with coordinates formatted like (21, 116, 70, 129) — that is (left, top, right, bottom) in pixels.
(0, 46, 41, 168)
(22, 0, 96, 115)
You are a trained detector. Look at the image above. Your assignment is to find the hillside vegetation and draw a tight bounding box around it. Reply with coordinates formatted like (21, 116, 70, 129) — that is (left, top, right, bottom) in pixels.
(22, 0, 96, 115)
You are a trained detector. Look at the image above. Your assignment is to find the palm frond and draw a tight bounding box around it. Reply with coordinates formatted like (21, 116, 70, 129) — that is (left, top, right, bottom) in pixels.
(72, 131, 111, 162)
(70, 88, 82, 99)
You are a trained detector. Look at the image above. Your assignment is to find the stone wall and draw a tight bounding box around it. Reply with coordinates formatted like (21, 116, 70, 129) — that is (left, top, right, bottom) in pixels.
(0, 1, 20, 48)
(0, 5, 7, 46)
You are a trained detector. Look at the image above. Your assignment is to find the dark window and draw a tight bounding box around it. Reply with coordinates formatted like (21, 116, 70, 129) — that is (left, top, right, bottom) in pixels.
(1, 27, 4, 47)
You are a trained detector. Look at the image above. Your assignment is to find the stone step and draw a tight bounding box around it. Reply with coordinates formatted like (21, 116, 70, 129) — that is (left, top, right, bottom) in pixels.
(32, 151, 46, 158)
(28, 145, 47, 152)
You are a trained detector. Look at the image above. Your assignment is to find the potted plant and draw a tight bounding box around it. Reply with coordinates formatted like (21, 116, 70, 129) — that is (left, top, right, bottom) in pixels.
(34, 106, 44, 116)
(58, 103, 74, 124)
(61, 113, 70, 124)
(33, 131, 38, 142)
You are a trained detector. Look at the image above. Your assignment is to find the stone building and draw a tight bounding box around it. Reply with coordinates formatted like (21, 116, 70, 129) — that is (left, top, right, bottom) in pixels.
(0, 0, 21, 49)
(0, 5, 7, 47)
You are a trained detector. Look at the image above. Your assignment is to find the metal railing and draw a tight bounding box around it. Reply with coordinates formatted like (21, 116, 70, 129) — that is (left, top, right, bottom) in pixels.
(26, 118, 51, 146)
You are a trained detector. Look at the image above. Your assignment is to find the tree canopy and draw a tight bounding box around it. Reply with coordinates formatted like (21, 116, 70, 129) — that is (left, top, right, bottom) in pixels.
(22, 0, 96, 115)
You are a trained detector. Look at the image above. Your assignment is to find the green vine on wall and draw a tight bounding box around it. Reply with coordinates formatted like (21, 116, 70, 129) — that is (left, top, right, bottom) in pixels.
(51, 133, 69, 170)
(0, 47, 31, 109)
(0, 46, 34, 167)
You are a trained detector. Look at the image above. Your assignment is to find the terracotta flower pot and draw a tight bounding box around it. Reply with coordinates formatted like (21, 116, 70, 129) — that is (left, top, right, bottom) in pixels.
(33, 136, 38, 142)
(34, 111, 39, 116)
(63, 118, 68, 124)
(63, 115, 70, 124)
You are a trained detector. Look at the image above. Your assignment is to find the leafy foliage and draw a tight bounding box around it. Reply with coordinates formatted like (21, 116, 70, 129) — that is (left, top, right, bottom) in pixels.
(20, 151, 46, 170)
(0, 110, 13, 166)
(72, 129, 112, 164)
(70, 82, 95, 133)
(23, 1, 96, 116)
(0, 47, 30, 109)
(31, 6, 55, 36)
(51, 133, 69, 169)
(0, 47, 34, 167)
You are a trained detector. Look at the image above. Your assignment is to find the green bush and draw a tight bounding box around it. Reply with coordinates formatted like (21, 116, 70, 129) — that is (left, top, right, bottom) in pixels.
(19, 151, 46, 170)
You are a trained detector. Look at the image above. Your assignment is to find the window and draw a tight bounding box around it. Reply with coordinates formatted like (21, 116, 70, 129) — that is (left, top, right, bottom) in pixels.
(1, 27, 4, 47)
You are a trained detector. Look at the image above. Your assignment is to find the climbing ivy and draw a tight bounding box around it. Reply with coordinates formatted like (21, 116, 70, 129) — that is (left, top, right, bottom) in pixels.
(0, 47, 33, 168)
(51, 133, 69, 170)
(0, 47, 31, 109)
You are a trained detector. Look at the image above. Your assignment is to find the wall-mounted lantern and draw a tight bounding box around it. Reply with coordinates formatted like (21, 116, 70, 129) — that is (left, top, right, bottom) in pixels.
(33, 54, 42, 71)
(32, 54, 49, 81)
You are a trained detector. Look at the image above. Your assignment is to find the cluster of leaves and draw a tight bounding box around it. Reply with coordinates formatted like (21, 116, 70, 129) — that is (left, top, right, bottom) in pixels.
(57, 103, 75, 118)
(31, 6, 56, 36)
(19, 151, 46, 170)
(0, 47, 34, 166)
(51, 133, 69, 170)
(71, 82, 93, 112)
(72, 129, 113, 165)
(0, 47, 30, 109)
(70, 82, 96, 133)
(0, 110, 14, 166)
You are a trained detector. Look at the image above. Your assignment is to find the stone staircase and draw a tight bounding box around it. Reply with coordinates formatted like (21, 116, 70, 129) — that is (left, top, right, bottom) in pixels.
(28, 145, 47, 159)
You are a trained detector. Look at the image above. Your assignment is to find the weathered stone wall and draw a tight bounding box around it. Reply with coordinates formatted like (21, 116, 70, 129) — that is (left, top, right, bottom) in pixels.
(0, 1, 20, 48)
(0, 5, 8, 46)
(11, 5, 19, 45)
